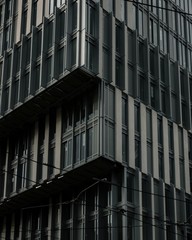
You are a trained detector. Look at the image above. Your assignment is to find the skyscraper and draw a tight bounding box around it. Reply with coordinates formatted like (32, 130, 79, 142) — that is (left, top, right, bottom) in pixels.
(0, 0, 192, 239)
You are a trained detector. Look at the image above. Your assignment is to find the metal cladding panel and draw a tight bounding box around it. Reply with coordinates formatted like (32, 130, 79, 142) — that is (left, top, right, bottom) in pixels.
(42, 115, 49, 181)
(127, 2, 136, 30)
(163, 117, 170, 184)
(114, 0, 124, 21)
(111, 16, 115, 87)
(115, 88, 122, 163)
(44, 0, 49, 18)
(37, 0, 44, 26)
(128, 96, 135, 169)
(79, 0, 86, 67)
(55, 107, 62, 175)
(102, 0, 113, 13)
(26, 0, 32, 35)
(173, 123, 181, 189)
(15, 0, 22, 44)
(152, 110, 159, 179)
(31, 122, 39, 185)
(140, 103, 147, 174)
(124, 25, 128, 94)
(183, 129, 191, 194)
(97, 6, 103, 79)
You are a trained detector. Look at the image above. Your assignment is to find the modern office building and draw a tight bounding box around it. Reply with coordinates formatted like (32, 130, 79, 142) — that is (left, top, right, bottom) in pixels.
(0, 0, 192, 239)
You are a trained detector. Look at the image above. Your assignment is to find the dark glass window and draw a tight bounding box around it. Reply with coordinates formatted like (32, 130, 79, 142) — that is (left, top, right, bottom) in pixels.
(5, 25, 11, 50)
(72, 1, 77, 31)
(146, 110, 152, 139)
(134, 104, 140, 133)
(150, 49, 155, 75)
(160, 57, 165, 83)
(127, 173, 134, 203)
(59, 11, 65, 40)
(161, 89, 166, 114)
(116, 23, 122, 55)
(122, 96, 128, 126)
(103, 12, 110, 46)
(23, 72, 29, 99)
(71, 38, 76, 66)
(32, 0, 37, 26)
(190, 167, 192, 192)
(6, 54, 12, 81)
(15, 47, 21, 74)
(122, 133, 128, 162)
(116, 59, 122, 88)
(180, 71, 185, 97)
(147, 144, 152, 174)
(0, 62, 2, 86)
(135, 139, 140, 168)
(139, 75, 147, 102)
(178, 128, 183, 157)
(142, 178, 150, 209)
(4, 87, 10, 111)
(47, 21, 53, 49)
(58, 47, 64, 75)
(25, 39, 31, 65)
(168, 124, 173, 151)
(169, 156, 175, 184)
(86, 4, 96, 37)
(22, 10, 27, 35)
(138, 41, 144, 69)
(0, 5, 4, 26)
(46, 56, 52, 83)
(6, 0, 12, 20)
(159, 151, 164, 179)
(150, 83, 156, 108)
(158, 117, 163, 145)
(34, 64, 40, 91)
(36, 30, 42, 58)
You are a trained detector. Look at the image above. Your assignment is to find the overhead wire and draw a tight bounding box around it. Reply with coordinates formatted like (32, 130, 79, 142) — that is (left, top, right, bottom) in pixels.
(0, 157, 191, 205)
(95, 177, 192, 204)
(1, 148, 191, 237)
(21, 196, 191, 227)
(0, 200, 188, 239)
(125, 0, 192, 16)
(0, 173, 190, 238)
(5, 152, 67, 172)
(10, 175, 192, 230)
(0, 170, 188, 228)
(0, 203, 188, 240)
(1, 168, 38, 185)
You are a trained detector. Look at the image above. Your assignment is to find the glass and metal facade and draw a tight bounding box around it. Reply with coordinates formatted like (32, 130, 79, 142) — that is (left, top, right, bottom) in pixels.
(0, 0, 192, 239)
